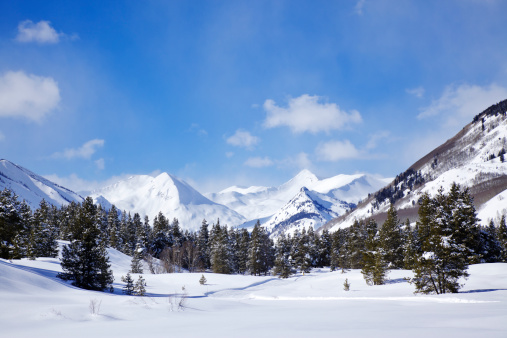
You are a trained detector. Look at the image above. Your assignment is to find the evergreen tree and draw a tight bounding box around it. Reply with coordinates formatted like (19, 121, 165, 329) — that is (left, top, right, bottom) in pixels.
(317, 229, 332, 267)
(361, 220, 388, 285)
(199, 274, 207, 285)
(58, 197, 114, 291)
(210, 221, 232, 274)
(497, 215, 507, 262)
(0, 189, 22, 259)
(121, 272, 135, 295)
(130, 242, 144, 273)
(273, 233, 293, 278)
(292, 228, 312, 274)
(196, 219, 210, 270)
(247, 221, 273, 275)
(107, 205, 120, 249)
(236, 228, 250, 274)
(412, 184, 477, 294)
(134, 275, 147, 296)
(378, 204, 404, 268)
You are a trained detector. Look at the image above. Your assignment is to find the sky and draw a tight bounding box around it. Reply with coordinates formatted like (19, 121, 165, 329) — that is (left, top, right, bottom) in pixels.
(1, 0, 507, 194)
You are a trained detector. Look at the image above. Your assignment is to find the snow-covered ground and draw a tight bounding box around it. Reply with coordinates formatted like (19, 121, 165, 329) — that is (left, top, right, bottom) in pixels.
(1, 247, 506, 337)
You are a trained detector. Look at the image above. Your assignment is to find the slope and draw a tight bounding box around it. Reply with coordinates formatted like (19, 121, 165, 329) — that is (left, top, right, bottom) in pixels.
(323, 99, 507, 231)
(89, 172, 245, 230)
(0, 159, 84, 209)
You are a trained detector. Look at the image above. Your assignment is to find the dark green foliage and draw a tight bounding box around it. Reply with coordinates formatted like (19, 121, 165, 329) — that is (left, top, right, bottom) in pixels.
(121, 272, 135, 295)
(273, 233, 293, 278)
(361, 220, 388, 285)
(411, 185, 478, 294)
(134, 275, 147, 296)
(130, 242, 144, 273)
(247, 220, 274, 275)
(498, 215, 507, 262)
(292, 228, 312, 274)
(0, 189, 22, 258)
(58, 197, 114, 291)
(378, 204, 404, 269)
(210, 220, 232, 274)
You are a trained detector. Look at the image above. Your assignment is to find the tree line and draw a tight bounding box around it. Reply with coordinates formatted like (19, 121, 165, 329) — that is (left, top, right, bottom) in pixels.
(1, 183, 507, 294)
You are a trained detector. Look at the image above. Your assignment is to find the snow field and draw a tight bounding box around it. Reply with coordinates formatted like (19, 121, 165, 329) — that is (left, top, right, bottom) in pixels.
(1, 245, 507, 337)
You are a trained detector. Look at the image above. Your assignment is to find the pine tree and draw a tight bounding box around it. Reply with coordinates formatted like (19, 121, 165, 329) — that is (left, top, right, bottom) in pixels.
(412, 184, 477, 294)
(361, 220, 388, 285)
(273, 233, 293, 278)
(134, 275, 147, 296)
(107, 205, 120, 249)
(199, 274, 207, 285)
(498, 215, 507, 262)
(196, 219, 210, 270)
(317, 229, 332, 267)
(292, 228, 312, 274)
(0, 189, 22, 259)
(130, 242, 144, 273)
(343, 278, 351, 291)
(121, 272, 135, 295)
(378, 204, 404, 269)
(210, 221, 232, 274)
(58, 197, 114, 291)
(247, 221, 273, 275)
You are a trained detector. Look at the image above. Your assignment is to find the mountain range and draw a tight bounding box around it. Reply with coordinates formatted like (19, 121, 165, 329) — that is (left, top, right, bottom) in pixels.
(2, 100, 506, 235)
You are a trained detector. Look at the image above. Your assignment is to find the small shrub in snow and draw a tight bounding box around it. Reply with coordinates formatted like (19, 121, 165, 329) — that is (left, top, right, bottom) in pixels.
(199, 274, 207, 285)
(343, 278, 350, 291)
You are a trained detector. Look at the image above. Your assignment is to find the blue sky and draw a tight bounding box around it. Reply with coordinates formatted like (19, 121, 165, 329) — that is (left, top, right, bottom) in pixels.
(1, 0, 507, 193)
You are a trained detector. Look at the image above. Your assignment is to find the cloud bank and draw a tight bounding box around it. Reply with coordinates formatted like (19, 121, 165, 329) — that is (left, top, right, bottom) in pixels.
(263, 94, 362, 134)
(0, 71, 60, 122)
(52, 139, 105, 160)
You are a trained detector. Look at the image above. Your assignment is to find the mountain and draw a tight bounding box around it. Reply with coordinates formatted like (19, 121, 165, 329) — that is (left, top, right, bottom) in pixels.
(89, 172, 245, 231)
(0, 159, 84, 209)
(322, 99, 507, 232)
(207, 169, 390, 222)
(264, 187, 355, 237)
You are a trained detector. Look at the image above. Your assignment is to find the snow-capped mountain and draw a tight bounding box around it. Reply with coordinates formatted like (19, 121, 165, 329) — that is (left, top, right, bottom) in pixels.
(0, 159, 84, 209)
(323, 99, 507, 232)
(89, 172, 246, 231)
(207, 169, 390, 222)
(265, 187, 355, 237)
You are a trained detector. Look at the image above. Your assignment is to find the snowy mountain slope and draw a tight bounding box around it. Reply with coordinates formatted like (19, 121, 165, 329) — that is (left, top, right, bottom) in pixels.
(323, 99, 507, 232)
(265, 187, 355, 237)
(207, 169, 389, 222)
(89, 172, 246, 230)
(0, 159, 84, 209)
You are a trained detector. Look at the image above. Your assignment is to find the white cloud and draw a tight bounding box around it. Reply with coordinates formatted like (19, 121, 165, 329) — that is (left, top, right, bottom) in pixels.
(418, 83, 507, 127)
(263, 94, 362, 134)
(225, 152, 234, 158)
(0, 71, 60, 122)
(52, 139, 105, 160)
(16, 20, 61, 44)
(316, 140, 361, 161)
(366, 131, 390, 149)
(277, 152, 313, 170)
(355, 0, 366, 15)
(226, 129, 259, 149)
(95, 158, 105, 170)
(406, 86, 425, 98)
(244, 156, 274, 168)
(16, 20, 65, 44)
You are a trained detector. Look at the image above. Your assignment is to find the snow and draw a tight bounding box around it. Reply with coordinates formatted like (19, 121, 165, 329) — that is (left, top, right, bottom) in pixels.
(208, 169, 389, 225)
(478, 189, 507, 225)
(0, 159, 83, 209)
(89, 173, 245, 230)
(1, 246, 506, 337)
